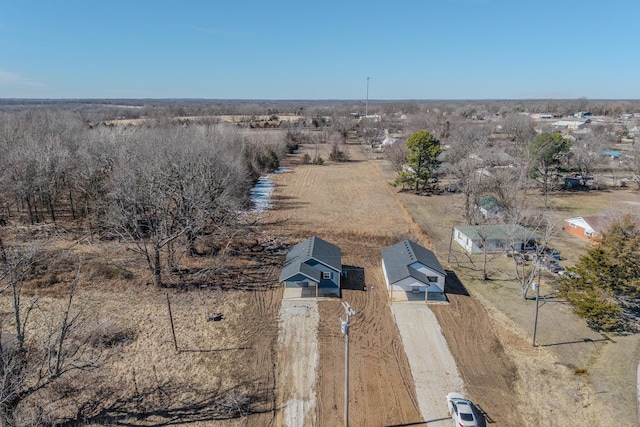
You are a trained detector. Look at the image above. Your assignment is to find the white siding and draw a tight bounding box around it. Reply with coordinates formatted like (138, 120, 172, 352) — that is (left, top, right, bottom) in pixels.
(381, 259, 390, 288)
(454, 230, 476, 253)
(408, 262, 445, 291)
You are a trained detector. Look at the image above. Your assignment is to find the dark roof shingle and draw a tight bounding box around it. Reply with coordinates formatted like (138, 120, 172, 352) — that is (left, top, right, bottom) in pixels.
(382, 240, 445, 285)
(279, 236, 341, 282)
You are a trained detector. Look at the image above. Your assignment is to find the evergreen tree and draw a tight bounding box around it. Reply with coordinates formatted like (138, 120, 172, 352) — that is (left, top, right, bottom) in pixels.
(395, 130, 442, 192)
(558, 215, 640, 331)
(528, 132, 571, 205)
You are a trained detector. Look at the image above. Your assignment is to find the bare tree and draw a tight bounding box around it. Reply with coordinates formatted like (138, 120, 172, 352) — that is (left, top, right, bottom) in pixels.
(385, 140, 409, 175)
(630, 143, 640, 191)
(485, 165, 530, 219)
(446, 123, 492, 224)
(105, 124, 252, 286)
(504, 211, 559, 299)
(328, 113, 356, 143)
(568, 133, 607, 177)
(501, 113, 536, 152)
(328, 133, 350, 162)
(0, 245, 100, 425)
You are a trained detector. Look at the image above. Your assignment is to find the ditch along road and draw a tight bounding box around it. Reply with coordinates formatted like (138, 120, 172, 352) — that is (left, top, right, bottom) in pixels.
(264, 142, 526, 426)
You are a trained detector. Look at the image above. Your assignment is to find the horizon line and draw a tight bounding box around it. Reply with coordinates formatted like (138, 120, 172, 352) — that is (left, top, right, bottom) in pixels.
(2, 97, 640, 103)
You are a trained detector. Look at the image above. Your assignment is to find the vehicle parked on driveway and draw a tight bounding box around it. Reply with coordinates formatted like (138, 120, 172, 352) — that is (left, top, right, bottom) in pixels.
(446, 392, 478, 427)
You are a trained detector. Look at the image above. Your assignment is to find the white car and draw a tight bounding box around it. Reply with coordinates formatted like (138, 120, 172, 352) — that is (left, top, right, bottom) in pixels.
(446, 392, 478, 427)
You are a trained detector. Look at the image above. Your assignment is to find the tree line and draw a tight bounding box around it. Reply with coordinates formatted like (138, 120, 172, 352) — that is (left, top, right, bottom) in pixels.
(0, 108, 298, 424)
(0, 109, 294, 286)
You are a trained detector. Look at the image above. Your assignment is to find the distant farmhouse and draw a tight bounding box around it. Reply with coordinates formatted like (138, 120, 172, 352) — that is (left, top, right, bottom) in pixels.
(564, 214, 640, 244)
(564, 216, 606, 243)
(279, 236, 342, 298)
(454, 224, 540, 254)
(552, 119, 590, 131)
(381, 240, 446, 302)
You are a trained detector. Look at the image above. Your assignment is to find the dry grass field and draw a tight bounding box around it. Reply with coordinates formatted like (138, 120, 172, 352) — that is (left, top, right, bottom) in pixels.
(1, 137, 638, 426)
(0, 232, 283, 426)
(266, 141, 639, 426)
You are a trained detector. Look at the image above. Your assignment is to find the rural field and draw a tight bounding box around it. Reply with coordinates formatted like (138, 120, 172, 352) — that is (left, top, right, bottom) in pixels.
(263, 141, 640, 426)
(1, 130, 638, 427)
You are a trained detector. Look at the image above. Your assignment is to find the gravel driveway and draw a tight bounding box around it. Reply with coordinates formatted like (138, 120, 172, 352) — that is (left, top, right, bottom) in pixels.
(391, 303, 463, 424)
(276, 299, 319, 427)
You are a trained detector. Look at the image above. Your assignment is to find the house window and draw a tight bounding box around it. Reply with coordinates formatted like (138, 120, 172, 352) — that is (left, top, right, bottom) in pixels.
(323, 271, 331, 280)
(585, 231, 593, 237)
(427, 276, 438, 283)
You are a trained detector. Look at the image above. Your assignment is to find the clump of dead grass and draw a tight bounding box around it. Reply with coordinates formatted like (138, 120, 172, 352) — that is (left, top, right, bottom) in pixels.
(85, 259, 134, 281)
(87, 319, 137, 349)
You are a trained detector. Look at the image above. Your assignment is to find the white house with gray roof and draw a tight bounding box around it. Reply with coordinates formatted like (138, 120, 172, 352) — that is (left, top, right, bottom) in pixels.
(279, 236, 342, 298)
(454, 224, 540, 254)
(381, 240, 446, 302)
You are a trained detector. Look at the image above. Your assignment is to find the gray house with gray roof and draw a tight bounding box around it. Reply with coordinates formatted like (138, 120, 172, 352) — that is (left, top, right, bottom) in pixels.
(382, 240, 446, 302)
(279, 236, 342, 298)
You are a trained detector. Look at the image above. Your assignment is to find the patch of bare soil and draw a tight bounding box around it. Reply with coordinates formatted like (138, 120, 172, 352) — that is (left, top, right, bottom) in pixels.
(315, 266, 423, 427)
(430, 278, 520, 426)
(264, 142, 527, 426)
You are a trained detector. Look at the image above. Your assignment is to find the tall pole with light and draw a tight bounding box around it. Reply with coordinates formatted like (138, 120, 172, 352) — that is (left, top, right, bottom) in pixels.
(365, 77, 370, 116)
(341, 301, 356, 427)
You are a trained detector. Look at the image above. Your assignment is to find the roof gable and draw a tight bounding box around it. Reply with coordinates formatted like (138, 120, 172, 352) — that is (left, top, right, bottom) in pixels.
(382, 240, 445, 284)
(564, 216, 596, 233)
(279, 236, 342, 282)
(565, 214, 640, 235)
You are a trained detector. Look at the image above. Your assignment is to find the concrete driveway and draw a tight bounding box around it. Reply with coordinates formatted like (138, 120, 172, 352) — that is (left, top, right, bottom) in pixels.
(391, 303, 463, 424)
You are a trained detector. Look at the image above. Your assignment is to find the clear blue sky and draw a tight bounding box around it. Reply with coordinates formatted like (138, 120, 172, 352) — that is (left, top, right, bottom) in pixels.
(2, 0, 639, 100)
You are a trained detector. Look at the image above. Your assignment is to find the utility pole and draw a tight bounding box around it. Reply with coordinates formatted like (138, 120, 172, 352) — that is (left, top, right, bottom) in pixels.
(365, 77, 370, 116)
(341, 301, 356, 427)
(532, 262, 541, 347)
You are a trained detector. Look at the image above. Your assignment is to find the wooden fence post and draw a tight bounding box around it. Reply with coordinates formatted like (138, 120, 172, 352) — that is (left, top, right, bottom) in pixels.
(166, 293, 179, 352)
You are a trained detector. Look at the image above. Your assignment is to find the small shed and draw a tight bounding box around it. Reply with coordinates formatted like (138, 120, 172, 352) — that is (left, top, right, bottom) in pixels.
(477, 195, 502, 219)
(382, 240, 446, 302)
(454, 224, 540, 254)
(279, 236, 342, 298)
